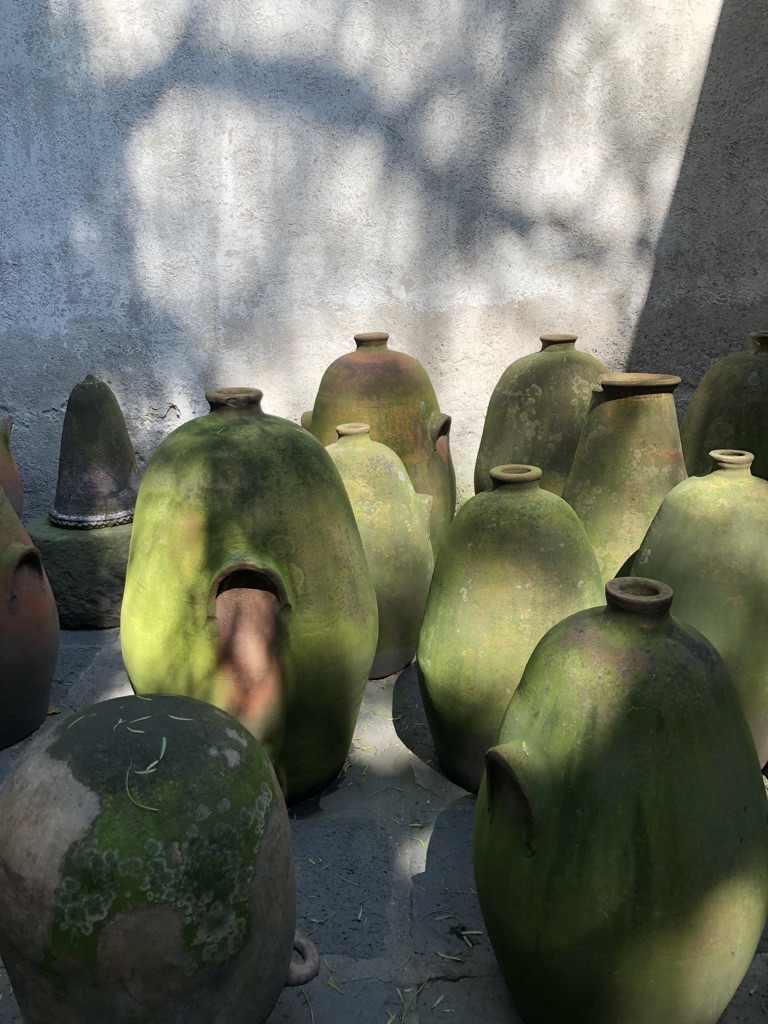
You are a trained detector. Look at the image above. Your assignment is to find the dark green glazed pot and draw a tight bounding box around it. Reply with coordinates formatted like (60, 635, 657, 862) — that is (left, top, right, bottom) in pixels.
(474, 578, 768, 1024)
(632, 449, 768, 765)
(121, 389, 378, 803)
(681, 332, 768, 479)
(474, 334, 607, 497)
(562, 373, 687, 583)
(326, 424, 433, 678)
(417, 465, 603, 792)
(302, 332, 455, 554)
(0, 694, 319, 1024)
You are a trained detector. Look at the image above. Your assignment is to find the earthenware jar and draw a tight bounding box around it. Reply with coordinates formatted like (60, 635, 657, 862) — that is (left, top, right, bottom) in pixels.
(562, 373, 687, 582)
(474, 577, 768, 1024)
(0, 417, 23, 517)
(121, 388, 378, 803)
(0, 694, 319, 1024)
(302, 332, 455, 553)
(51, 374, 140, 528)
(474, 334, 608, 496)
(326, 424, 433, 678)
(417, 465, 603, 792)
(632, 449, 768, 764)
(0, 487, 59, 749)
(681, 331, 768, 479)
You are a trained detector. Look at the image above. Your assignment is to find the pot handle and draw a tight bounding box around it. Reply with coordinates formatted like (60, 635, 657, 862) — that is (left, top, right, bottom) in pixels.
(300, 411, 313, 431)
(485, 741, 548, 857)
(429, 412, 451, 464)
(0, 541, 43, 595)
(285, 930, 320, 987)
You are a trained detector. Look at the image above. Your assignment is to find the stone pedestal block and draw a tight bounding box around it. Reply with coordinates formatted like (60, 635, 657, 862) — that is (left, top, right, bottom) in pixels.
(27, 516, 131, 629)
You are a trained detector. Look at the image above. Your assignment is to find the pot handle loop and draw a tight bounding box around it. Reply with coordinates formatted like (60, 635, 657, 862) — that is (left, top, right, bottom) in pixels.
(429, 412, 452, 464)
(285, 930, 320, 987)
(300, 411, 313, 431)
(485, 741, 548, 857)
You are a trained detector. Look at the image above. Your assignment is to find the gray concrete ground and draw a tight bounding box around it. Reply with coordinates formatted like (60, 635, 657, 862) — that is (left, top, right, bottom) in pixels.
(1, 631, 767, 1024)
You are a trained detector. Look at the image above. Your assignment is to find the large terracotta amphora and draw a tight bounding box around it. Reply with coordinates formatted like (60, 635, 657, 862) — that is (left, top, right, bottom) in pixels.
(326, 423, 433, 678)
(474, 334, 607, 497)
(0, 694, 319, 1024)
(302, 332, 455, 553)
(632, 449, 768, 764)
(681, 331, 768, 479)
(417, 464, 603, 792)
(562, 373, 687, 581)
(0, 487, 59, 749)
(474, 577, 768, 1024)
(0, 417, 23, 518)
(121, 388, 378, 803)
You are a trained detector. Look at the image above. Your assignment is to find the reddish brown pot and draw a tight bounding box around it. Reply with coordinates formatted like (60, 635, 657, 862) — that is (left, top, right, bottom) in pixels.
(0, 418, 23, 519)
(0, 487, 59, 749)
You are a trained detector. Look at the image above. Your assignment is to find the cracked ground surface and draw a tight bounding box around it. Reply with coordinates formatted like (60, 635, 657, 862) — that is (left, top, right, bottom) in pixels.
(0, 630, 766, 1023)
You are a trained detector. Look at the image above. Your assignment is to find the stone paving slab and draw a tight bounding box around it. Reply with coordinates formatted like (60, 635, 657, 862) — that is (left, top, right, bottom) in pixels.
(0, 633, 766, 1023)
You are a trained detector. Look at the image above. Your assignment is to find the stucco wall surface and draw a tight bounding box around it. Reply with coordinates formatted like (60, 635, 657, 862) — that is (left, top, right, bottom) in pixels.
(2, 0, 767, 517)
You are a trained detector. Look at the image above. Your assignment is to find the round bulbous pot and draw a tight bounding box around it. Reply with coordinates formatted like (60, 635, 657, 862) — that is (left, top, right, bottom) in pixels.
(417, 465, 604, 792)
(0, 417, 23, 517)
(632, 449, 768, 764)
(474, 578, 768, 1024)
(681, 331, 768, 480)
(120, 389, 378, 803)
(562, 373, 687, 582)
(474, 334, 608, 497)
(0, 694, 319, 1024)
(0, 486, 59, 749)
(326, 424, 433, 678)
(301, 332, 455, 554)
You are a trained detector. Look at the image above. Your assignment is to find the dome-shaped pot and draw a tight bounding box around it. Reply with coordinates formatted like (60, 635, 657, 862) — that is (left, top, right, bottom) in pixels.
(681, 331, 768, 479)
(417, 464, 604, 791)
(562, 373, 687, 581)
(474, 334, 608, 497)
(0, 417, 23, 518)
(302, 332, 455, 554)
(120, 388, 378, 803)
(632, 449, 768, 764)
(326, 423, 433, 678)
(474, 577, 768, 1024)
(0, 694, 319, 1024)
(0, 486, 59, 749)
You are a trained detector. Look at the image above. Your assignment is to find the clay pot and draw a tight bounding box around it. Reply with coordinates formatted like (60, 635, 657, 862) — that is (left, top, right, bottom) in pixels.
(121, 388, 378, 803)
(0, 487, 59, 749)
(417, 465, 603, 792)
(326, 424, 433, 678)
(562, 373, 687, 582)
(51, 374, 140, 528)
(474, 334, 608, 497)
(0, 417, 23, 518)
(474, 577, 768, 1024)
(302, 332, 455, 554)
(0, 694, 319, 1024)
(632, 449, 768, 764)
(681, 331, 768, 479)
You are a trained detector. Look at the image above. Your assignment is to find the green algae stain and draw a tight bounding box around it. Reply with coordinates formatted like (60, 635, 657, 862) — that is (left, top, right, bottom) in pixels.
(43, 696, 275, 984)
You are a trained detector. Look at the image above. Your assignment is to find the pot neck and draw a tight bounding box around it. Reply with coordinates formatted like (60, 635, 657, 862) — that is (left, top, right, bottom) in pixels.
(335, 423, 372, 445)
(749, 332, 768, 353)
(206, 388, 264, 414)
(490, 464, 542, 491)
(708, 449, 754, 474)
(539, 333, 577, 352)
(605, 577, 673, 615)
(595, 372, 681, 397)
(354, 332, 390, 351)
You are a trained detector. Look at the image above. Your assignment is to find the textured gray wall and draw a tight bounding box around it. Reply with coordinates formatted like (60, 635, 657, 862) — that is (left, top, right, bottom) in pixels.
(2, 0, 767, 517)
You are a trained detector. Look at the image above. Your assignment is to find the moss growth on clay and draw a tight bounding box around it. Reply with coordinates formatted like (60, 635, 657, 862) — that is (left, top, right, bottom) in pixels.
(42, 695, 275, 984)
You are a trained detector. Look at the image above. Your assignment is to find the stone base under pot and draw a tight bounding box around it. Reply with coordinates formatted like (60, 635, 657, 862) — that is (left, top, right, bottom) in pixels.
(27, 515, 131, 629)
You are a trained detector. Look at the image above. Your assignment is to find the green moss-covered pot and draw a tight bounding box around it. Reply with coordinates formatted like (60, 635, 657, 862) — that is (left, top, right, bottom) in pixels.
(417, 465, 604, 792)
(0, 694, 319, 1024)
(562, 373, 687, 582)
(120, 389, 378, 803)
(302, 332, 455, 554)
(326, 424, 433, 678)
(0, 487, 59, 749)
(632, 449, 768, 765)
(681, 332, 768, 479)
(474, 578, 768, 1024)
(474, 334, 608, 497)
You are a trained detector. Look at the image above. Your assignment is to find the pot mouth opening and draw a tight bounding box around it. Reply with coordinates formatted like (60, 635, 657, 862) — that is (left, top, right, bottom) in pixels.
(749, 331, 768, 345)
(206, 388, 264, 410)
(354, 332, 390, 346)
(597, 372, 681, 390)
(709, 449, 754, 470)
(490, 464, 542, 486)
(540, 333, 577, 346)
(336, 423, 371, 437)
(605, 577, 673, 614)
